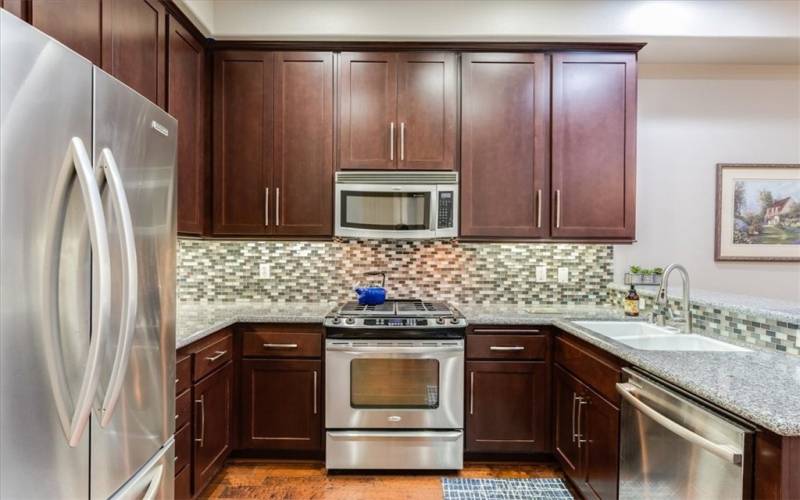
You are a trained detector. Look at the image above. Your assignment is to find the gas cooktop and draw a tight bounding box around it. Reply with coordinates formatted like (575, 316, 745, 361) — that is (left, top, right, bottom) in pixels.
(324, 299, 467, 336)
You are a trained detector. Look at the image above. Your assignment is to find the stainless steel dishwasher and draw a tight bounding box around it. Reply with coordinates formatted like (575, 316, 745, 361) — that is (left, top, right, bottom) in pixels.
(616, 368, 754, 499)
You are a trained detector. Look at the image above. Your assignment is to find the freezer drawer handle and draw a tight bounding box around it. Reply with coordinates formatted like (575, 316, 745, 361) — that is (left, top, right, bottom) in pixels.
(96, 148, 139, 428)
(43, 137, 112, 448)
(489, 346, 525, 351)
(616, 382, 743, 465)
(205, 350, 228, 362)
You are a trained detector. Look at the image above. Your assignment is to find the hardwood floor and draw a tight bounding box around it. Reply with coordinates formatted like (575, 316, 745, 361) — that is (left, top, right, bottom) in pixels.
(199, 460, 563, 499)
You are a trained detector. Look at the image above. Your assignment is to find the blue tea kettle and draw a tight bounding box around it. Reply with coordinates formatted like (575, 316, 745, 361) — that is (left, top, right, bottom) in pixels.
(355, 271, 387, 305)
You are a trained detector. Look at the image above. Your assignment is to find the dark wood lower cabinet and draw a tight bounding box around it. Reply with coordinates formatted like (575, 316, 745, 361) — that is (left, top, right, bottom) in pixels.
(554, 363, 620, 500)
(174, 462, 191, 500)
(240, 359, 322, 451)
(193, 361, 233, 494)
(466, 361, 548, 454)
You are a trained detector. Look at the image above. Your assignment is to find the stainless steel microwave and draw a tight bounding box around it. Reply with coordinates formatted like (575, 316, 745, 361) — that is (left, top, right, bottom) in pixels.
(335, 171, 459, 239)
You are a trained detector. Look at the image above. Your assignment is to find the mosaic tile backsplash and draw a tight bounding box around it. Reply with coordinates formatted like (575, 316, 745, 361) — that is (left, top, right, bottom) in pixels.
(607, 288, 800, 356)
(178, 239, 614, 305)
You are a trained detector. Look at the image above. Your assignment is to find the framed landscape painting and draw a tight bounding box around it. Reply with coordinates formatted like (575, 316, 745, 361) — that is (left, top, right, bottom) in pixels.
(715, 163, 800, 261)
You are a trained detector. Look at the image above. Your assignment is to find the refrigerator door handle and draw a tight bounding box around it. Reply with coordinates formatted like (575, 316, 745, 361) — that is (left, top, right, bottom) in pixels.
(95, 148, 139, 427)
(140, 463, 164, 500)
(42, 137, 112, 447)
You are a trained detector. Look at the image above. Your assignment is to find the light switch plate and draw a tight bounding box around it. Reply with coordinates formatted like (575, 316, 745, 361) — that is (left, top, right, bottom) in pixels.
(259, 263, 271, 279)
(557, 267, 569, 283)
(536, 265, 548, 282)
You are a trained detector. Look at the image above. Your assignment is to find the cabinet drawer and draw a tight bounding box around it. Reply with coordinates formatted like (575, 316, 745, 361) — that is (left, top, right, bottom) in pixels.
(175, 422, 191, 475)
(175, 388, 191, 431)
(176, 355, 191, 394)
(193, 333, 233, 381)
(555, 336, 621, 404)
(467, 335, 547, 360)
(174, 462, 191, 499)
(242, 330, 322, 358)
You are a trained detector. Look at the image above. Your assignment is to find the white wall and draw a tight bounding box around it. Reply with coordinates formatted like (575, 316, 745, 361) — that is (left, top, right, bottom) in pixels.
(614, 64, 800, 302)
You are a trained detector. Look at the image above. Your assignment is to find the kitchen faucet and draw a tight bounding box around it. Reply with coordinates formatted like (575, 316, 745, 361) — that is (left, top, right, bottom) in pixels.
(651, 263, 693, 333)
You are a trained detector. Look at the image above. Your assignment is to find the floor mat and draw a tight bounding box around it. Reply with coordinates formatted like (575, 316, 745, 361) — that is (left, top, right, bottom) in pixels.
(441, 477, 573, 500)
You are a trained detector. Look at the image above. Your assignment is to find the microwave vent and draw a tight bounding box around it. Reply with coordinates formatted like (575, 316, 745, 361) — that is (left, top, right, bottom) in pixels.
(335, 171, 458, 185)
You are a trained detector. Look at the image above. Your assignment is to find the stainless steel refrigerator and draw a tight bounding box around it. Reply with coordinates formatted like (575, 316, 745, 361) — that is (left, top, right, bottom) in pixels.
(1, 10, 177, 499)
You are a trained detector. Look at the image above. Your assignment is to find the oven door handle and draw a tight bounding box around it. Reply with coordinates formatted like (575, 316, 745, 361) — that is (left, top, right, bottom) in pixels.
(325, 345, 463, 354)
(328, 431, 463, 440)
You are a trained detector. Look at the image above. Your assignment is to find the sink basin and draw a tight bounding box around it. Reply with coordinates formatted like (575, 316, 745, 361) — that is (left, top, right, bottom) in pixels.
(573, 321, 750, 352)
(573, 321, 676, 339)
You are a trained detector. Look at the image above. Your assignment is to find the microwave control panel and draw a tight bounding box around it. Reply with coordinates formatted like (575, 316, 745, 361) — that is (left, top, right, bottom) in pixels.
(438, 191, 454, 229)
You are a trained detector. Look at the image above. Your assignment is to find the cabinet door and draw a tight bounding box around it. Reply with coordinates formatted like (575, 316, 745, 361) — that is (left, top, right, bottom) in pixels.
(551, 52, 637, 239)
(339, 52, 397, 169)
(466, 361, 548, 453)
(273, 51, 333, 236)
(396, 52, 457, 170)
(240, 359, 322, 451)
(168, 17, 206, 235)
(583, 390, 620, 500)
(102, 0, 166, 107)
(0, 0, 25, 18)
(193, 362, 233, 495)
(554, 365, 583, 482)
(212, 51, 274, 235)
(30, 0, 103, 65)
(461, 53, 550, 238)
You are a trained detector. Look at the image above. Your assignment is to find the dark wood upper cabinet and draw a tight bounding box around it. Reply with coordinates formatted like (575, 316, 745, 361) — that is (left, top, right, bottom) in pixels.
(339, 52, 397, 169)
(551, 52, 637, 239)
(193, 361, 233, 495)
(460, 53, 550, 238)
(466, 361, 549, 454)
(273, 51, 333, 236)
(240, 359, 322, 452)
(396, 52, 457, 170)
(102, 0, 166, 107)
(212, 51, 274, 235)
(168, 16, 206, 235)
(30, 0, 103, 65)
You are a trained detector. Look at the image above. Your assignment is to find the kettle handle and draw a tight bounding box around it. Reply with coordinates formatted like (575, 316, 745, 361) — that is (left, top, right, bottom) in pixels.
(363, 271, 386, 288)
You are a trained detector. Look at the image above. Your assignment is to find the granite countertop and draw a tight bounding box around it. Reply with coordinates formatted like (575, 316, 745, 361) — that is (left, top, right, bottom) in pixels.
(176, 301, 335, 349)
(176, 301, 800, 436)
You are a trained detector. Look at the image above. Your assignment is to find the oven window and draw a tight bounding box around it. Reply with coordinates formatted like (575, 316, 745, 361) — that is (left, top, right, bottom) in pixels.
(350, 359, 439, 409)
(340, 191, 430, 230)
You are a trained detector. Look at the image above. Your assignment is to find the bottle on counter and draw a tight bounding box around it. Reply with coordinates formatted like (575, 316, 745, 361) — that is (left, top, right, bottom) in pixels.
(624, 285, 640, 317)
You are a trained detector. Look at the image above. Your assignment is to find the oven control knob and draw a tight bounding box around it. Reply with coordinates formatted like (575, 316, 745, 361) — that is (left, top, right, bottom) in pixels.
(345, 317, 355, 325)
(332, 317, 341, 324)
(436, 317, 445, 325)
(450, 318, 460, 325)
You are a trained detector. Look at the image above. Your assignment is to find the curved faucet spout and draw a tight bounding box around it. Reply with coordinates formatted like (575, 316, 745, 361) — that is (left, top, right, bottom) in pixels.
(654, 263, 692, 333)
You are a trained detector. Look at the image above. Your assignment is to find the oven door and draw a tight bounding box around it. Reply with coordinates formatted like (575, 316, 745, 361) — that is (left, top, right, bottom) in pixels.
(325, 340, 464, 430)
(335, 184, 438, 239)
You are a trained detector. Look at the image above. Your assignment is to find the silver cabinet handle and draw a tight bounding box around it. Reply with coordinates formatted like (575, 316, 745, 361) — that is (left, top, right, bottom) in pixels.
(536, 189, 542, 228)
(389, 122, 395, 161)
(195, 395, 205, 447)
(469, 371, 475, 415)
(174, 414, 179, 420)
(555, 189, 561, 229)
(96, 148, 139, 428)
(263, 343, 298, 349)
(313, 370, 318, 415)
(265, 187, 269, 226)
(175, 378, 180, 385)
(617, 383, 743, 464)
(400, 122, 405, 161)
(489, 346, 525, 351)
(571, 392, 578, 442)
(43, 137, 111, 447)
(576, 396, 588, 448)
(275, 187, 280, 226)
(205, 350, 227, 362)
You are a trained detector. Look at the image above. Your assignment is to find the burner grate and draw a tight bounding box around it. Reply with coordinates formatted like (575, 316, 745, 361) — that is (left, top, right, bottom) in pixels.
(337, 299, 454, 317)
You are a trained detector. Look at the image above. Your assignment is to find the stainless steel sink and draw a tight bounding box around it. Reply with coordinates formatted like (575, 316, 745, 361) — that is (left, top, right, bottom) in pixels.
(573, 321, 750, 352)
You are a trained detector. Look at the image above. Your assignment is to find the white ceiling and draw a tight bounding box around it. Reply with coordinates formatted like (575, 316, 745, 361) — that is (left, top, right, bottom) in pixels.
(174, 0, 800, 64)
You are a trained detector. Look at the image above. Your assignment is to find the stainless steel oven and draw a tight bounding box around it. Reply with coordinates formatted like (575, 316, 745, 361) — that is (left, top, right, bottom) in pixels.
(334, 171, 458, 239)
(325, 338, 464, 469)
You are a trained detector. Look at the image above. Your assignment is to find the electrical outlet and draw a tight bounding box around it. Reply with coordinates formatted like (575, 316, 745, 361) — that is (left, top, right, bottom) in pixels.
(639, 297, 646, 309)
(535, 265, 548, 282)
(259, 263, 271, 279)
(557, 267, 569, 283)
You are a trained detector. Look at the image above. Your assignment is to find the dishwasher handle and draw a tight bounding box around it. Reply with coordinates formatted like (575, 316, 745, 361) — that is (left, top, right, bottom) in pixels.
(616, 382, 743, 465)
